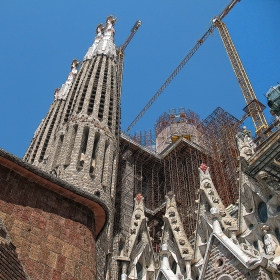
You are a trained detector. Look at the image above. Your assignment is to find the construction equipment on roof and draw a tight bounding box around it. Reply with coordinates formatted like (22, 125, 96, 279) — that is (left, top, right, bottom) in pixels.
(116, 107, 240, 242)
(126, 0, 268, 137)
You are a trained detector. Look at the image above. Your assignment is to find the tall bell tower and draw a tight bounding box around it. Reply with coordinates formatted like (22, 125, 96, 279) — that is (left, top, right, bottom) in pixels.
(24, 15, 120, 279)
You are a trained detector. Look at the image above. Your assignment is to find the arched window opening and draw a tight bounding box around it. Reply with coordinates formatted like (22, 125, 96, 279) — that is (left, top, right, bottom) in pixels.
(77, 59, 96, 114)
(101, 142, 109, 186)
(52, 134, 64, 168)
(31, 107, 54, 163)
(90, 133, 100, 174)
(110, 153, 116, 194)
(258, 202, 268, 223)
(39, 104, 60, 162)
(87, 57, 103, 115)
(77, 127, 89, 169)
(136, 262, 143, 280)
(118, 238, 125, 256)
(65, 125, 78, 166)
(108, 65, 115, 129)
(98, 60, 109, 121)
(64, 63, 85, 123)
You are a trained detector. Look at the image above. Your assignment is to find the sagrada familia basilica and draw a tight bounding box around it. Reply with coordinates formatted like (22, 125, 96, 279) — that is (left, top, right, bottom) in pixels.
(0, 13, 280, 280)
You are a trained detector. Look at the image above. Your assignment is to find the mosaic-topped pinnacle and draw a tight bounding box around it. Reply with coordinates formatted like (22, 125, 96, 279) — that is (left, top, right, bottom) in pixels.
(84, 15, 117, 61)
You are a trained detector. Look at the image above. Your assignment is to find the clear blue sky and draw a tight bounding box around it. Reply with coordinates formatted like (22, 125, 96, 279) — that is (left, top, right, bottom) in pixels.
(0, 0, 279, 157)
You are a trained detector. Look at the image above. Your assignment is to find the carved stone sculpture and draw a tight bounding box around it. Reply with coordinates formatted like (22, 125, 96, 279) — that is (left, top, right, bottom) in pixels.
(262, 225, 278, 255)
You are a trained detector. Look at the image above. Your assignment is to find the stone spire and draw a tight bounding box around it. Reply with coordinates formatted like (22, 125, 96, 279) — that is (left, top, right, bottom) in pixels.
(24, 15, 121, 279)
(23, 59, 79, 164)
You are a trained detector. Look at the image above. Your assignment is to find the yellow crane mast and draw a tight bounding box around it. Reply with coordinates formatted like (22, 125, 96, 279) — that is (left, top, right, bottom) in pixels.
(213, 17, 268, 135)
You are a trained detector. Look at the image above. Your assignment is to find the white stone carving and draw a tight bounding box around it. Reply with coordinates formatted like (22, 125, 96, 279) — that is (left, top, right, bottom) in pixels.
(236, 126, 255, 161)
(262, 225, 279, 255)
(83, 23, 104, 61)
(94, 15, 117, 58)
(55, 59, 79, 101)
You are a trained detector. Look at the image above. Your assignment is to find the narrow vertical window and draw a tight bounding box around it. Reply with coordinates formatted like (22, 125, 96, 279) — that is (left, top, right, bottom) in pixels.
(110, 153, 116, 195)
(108, 65, 114, 129)
(88, 57, 103, 115)
(101, 142, 109, 186)
(64, 65, 84, 123)
(90, 133, 100, 174)
(39, 105, 60, 162)
(77, 59, 96, 113)
(78, 127, 89, 169)
(31, 107, 54, 163)
(52, 134, 64, 168)
(65, 125, 77, 166)
(98, 60, 109, 121)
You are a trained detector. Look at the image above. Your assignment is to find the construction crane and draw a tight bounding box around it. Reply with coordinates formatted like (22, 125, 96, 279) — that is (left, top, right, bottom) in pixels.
(126, 0, 268, 136)
(117, 20, 142, 98)
(212, 17, 268, 135)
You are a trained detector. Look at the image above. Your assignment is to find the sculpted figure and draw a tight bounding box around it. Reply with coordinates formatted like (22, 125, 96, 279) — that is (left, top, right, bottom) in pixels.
(262, 225, 278, 255)
(103, 15, 117, 39)
(83, 23, 104, 61)
(100, 15, 117, 55)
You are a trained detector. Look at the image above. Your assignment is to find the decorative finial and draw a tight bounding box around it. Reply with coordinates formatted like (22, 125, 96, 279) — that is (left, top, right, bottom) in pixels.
(71, 59, 79, 71)
(262, 224, 271, 233)
(200, 163, 208, 173)
(135, 193, 143, 203)
(96, 23, 104, 35)
(106, 15, 117, 26)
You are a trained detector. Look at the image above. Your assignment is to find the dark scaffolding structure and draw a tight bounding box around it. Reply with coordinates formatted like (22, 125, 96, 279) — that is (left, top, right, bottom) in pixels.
(114, 107, 240, 250)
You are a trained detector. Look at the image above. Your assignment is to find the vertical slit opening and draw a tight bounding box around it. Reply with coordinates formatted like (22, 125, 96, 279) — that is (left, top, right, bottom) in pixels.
(52, 134, 64, 168)
(98, 59, 109, 121)
(87, 57, 103, 115)
(64, 65, 85, 123)
(101, 142, 109, 186)
(77, 126, 89, 169)
(90, 133, 100, 174)
(30, 107, 54, 164)
(65, 125, 78, 166)
(110, 153, 116, 195)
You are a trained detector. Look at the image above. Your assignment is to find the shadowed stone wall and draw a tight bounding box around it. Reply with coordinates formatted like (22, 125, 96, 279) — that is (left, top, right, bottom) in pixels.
(0, 164, 97, 280)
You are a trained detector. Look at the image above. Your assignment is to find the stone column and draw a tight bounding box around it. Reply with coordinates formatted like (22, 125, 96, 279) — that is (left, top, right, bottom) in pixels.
(160, 244, 171, 269)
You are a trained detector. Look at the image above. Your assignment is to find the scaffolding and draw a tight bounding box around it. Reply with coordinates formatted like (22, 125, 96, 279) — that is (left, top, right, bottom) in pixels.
(132, 130, 155, 151)
(155, 108, 204, 153)
(114, 107, 240, 250)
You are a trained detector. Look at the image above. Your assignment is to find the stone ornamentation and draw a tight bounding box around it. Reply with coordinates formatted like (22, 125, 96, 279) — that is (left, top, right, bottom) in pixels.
(135, 193, 143, 203)
(169, 211, 175, 217)
(55, 59, 79, 101)
(84, 23, 104, 61)
(262, 225, 279, 255)
(200, 163, 208, 173)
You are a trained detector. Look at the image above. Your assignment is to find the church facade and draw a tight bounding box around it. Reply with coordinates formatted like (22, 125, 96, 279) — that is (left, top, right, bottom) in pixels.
(1, 15, 280, 280)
